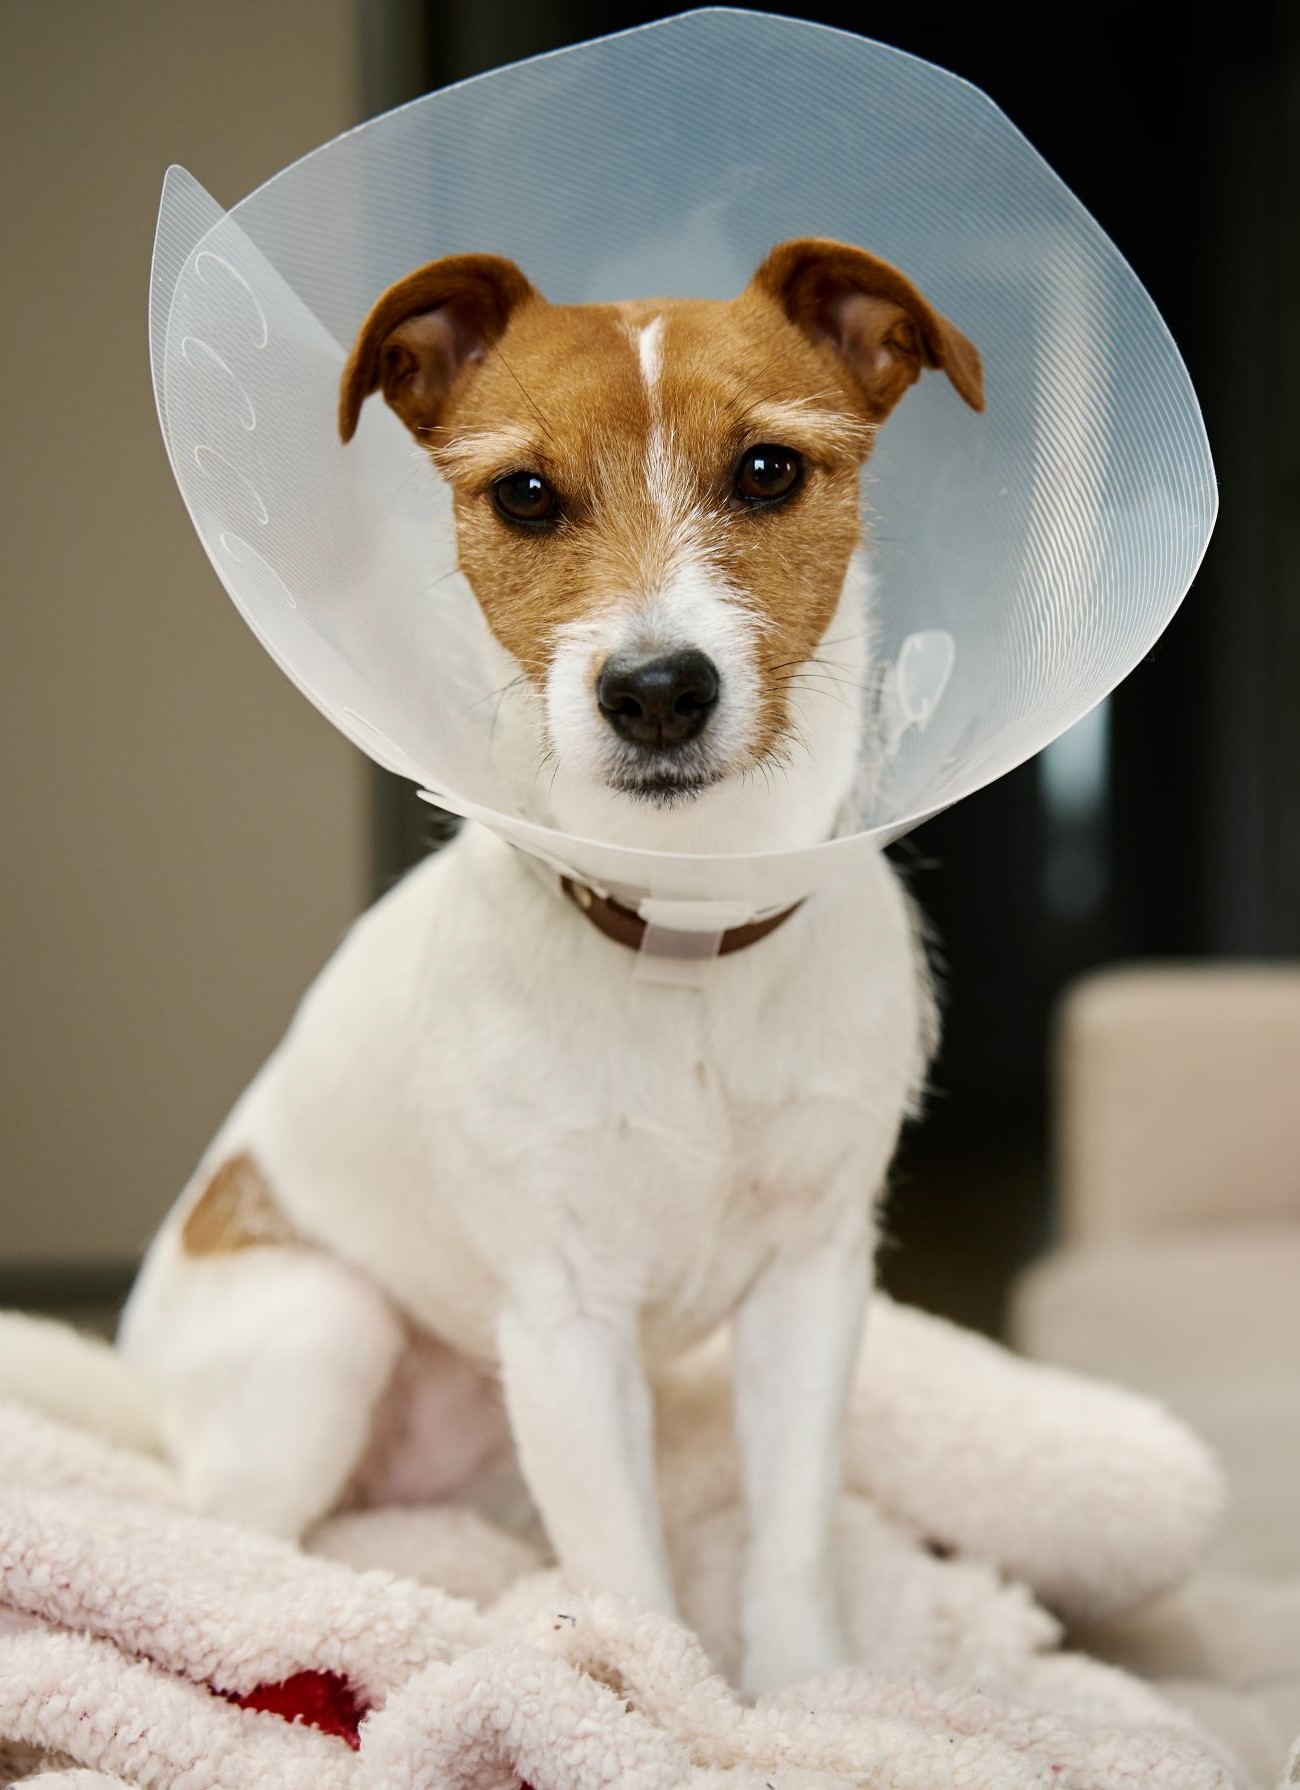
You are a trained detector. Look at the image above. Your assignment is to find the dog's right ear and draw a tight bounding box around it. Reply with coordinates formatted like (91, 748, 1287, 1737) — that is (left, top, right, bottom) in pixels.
(338, 254, 538, 444)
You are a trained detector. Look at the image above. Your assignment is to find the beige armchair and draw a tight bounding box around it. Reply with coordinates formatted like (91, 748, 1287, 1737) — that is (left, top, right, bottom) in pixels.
(1010, 965, 1300, 1783)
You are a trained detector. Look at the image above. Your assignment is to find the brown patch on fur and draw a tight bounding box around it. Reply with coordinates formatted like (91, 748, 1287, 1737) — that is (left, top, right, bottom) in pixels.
(340, 239, 982, 762)
(181, 1151, 297, 1256)
(0, 1741, 78, 1779)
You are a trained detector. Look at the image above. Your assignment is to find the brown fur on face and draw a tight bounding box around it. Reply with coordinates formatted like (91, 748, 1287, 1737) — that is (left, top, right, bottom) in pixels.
(340, 240, 981, 766)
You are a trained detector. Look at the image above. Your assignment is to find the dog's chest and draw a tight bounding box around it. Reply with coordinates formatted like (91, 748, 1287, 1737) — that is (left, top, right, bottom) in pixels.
(629, 1043, 878, 1351)
(420, 1000, 873, 1349)
(267, 835, 928, 1358)
(406, 859, 926, 1351)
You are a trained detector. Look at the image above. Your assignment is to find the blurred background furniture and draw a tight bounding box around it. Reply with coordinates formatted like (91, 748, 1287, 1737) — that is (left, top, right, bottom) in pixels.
(1014, 963, 1300, 1574)
(1012, 965, 1300, 1780)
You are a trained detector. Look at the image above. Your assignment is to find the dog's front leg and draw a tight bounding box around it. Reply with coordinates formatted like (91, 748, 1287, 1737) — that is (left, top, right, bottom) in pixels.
(498, 1261, 675, 1613)
(732, 1198, 873, 1694)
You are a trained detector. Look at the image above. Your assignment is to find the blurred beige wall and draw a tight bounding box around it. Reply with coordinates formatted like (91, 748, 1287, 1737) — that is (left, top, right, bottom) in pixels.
(0, 0, 371, 1270)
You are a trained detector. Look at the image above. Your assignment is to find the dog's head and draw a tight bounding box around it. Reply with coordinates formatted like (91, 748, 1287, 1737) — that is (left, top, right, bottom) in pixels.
(340, 240, 981, 848)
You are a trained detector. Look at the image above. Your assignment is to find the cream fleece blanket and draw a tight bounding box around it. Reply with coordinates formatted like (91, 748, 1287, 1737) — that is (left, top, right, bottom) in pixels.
(0, 1297, 1264, 1789)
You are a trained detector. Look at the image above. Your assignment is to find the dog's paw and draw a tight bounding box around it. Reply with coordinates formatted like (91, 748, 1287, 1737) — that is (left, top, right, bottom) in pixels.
(739, 1592, 852, 1698)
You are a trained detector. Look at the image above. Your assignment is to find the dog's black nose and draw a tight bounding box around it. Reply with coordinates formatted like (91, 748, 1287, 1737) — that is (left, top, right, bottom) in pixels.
(596, 649, 720, 748)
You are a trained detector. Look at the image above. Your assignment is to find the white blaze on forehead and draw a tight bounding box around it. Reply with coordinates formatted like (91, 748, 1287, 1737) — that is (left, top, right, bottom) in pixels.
(636, 315, 664, 393)
(631, 313, 691, 533)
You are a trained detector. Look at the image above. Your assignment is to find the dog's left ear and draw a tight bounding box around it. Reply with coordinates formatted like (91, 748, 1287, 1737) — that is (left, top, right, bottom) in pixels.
(751, 238, 984, 423)
(339, 254, 538, 444)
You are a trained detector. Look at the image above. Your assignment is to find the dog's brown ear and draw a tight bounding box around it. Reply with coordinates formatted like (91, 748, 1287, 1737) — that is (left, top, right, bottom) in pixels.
(338, 254, 539, 444)
(751, 238, 983, 423)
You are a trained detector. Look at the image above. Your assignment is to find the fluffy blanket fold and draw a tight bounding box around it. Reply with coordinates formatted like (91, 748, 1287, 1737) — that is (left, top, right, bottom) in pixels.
(0, 1297, 1265, 1789)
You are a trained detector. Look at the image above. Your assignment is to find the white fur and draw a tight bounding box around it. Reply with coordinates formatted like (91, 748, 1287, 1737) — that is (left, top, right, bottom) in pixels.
(636, 314, 682, 534)
(636, 314, 664, 391)
(121, 365, 928, 1692)
(0, 1313, 164, 1457)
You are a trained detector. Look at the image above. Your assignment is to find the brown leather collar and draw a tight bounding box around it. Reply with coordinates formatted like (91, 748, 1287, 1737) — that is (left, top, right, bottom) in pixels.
(561, 877, 803, 958)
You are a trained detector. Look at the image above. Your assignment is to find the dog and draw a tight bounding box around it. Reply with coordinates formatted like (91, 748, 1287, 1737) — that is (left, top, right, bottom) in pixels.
(119, 237, 982, 1694)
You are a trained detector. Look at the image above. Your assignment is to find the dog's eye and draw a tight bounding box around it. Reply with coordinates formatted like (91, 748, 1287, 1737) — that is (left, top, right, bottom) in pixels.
(491, 471, 559, 526)
(734, 445, 804, 507)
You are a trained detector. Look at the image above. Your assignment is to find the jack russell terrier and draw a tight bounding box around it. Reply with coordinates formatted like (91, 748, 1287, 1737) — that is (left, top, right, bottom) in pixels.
(120, 238, 982, 1694)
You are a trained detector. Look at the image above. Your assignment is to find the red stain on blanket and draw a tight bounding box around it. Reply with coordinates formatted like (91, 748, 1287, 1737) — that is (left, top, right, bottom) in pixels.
(220, 1669, 535, 1782)
(223, 1669, 367, 1749)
